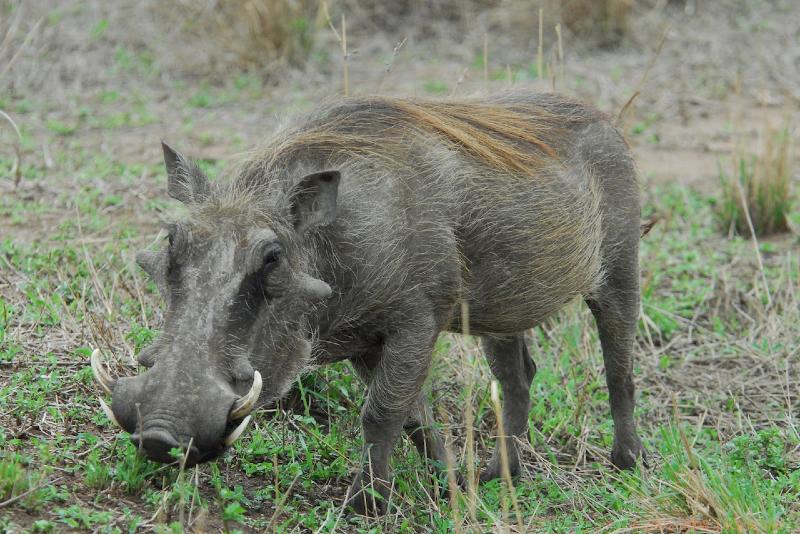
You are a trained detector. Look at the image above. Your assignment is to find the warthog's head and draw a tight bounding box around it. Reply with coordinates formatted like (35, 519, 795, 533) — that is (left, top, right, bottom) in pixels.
(92, 142, 338, 465)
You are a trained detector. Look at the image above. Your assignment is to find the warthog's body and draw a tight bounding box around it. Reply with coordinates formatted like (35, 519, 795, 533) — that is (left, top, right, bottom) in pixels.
(97, 91, 643, 515)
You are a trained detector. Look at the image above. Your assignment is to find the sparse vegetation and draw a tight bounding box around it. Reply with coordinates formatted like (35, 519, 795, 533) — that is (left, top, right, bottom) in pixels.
(2, 169, 798, 530)
(1, 0, 799, 532)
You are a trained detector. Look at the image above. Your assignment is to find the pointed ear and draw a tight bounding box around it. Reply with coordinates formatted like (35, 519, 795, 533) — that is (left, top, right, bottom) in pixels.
(162, 141, 210, 204)
(290, 170, 341, 234)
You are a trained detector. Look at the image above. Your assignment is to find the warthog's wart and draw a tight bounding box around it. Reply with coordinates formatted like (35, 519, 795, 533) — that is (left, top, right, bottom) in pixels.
(91, 91, 644, 515)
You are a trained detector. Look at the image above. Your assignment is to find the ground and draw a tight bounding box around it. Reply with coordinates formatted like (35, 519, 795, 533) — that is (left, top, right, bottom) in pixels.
(1, 0, 799, 532)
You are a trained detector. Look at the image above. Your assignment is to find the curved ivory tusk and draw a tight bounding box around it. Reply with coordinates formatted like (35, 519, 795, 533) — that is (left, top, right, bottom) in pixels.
(223, 415, 252, 447)
(98, 397, 122, 429)
(229, 371, 262, 420)
(91, 349, 115, 395)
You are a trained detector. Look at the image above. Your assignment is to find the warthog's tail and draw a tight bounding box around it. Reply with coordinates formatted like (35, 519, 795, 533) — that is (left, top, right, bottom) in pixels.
(640, 217, 658, 238)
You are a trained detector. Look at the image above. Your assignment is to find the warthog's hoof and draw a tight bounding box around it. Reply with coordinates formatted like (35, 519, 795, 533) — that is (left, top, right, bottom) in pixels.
(436, 470, 468, 499)
(611, 434, 646, 470)
(479, 457, 521, 483)
(345, 473, 390, 517)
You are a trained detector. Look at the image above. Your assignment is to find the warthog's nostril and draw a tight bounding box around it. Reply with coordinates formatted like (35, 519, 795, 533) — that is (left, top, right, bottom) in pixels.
(130, 429, 196, 463)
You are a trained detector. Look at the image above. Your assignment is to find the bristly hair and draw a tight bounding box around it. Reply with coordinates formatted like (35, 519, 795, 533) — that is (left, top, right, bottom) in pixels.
(237, 92, 599, 185)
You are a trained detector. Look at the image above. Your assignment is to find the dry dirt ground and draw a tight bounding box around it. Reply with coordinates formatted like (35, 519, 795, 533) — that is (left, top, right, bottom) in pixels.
(1, 1, 799, 532)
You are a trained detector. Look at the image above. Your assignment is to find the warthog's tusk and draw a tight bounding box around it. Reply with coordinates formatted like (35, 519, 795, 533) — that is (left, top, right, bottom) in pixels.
(98, 397, 122, 429)
(91, 348, 115, 395)
(223, 415, 252, 447)
(229, 371, 262, 420)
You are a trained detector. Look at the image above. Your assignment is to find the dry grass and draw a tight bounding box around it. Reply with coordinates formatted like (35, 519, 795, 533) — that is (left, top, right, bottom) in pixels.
(0, 109, 22, 185)
(556, 0, 634, 46)
(334, 0, 633, 47)
(173, 0, 319, 69)
(334, 0, 499, 35)
(716, 123, 794, 237)
(167, 0, 533, 78)
(0, 0, 638, 96)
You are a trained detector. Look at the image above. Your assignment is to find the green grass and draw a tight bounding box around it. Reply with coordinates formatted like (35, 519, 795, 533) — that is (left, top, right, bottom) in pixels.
(422, 80, 450, 95)
(1, 100, 799, 533)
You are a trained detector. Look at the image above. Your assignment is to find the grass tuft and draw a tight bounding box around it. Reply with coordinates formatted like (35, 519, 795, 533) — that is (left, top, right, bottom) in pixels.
(557, 0, 633, 47)
(173, 0, 318, 69)
(715, 123, 794, 237)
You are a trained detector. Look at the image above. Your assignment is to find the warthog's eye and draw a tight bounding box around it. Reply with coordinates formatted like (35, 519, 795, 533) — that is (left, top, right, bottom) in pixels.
(165, 223, 189, 256)
(256, 244, 282, 285)
(163, 223, 191, 282)
(228, 243, 284, 329)
(239, 243, 283, 303)
(262, 247, 281, 268)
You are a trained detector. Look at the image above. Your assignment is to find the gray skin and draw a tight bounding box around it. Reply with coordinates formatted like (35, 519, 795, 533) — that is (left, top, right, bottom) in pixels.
(105, 91, 644, 516)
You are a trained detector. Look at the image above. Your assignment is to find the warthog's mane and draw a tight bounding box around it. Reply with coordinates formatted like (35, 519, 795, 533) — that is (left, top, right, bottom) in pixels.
(240, 92, 602, 180)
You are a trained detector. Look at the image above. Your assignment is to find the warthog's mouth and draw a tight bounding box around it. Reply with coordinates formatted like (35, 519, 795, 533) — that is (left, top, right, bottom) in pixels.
(90, 348, 260, 460)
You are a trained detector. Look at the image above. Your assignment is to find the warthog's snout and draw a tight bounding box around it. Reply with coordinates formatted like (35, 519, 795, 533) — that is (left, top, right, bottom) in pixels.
(130, 428, 188, 463)
(92, 349, 259, 465)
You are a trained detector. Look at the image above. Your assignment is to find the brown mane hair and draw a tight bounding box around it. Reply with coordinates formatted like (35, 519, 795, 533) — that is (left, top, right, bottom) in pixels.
(253, 95, 588, 176)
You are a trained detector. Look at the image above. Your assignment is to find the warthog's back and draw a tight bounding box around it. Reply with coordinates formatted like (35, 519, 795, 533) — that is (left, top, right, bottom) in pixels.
(232, 91, 636, 338)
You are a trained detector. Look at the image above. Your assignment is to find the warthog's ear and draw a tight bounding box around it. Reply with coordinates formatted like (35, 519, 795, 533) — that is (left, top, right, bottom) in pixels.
(290, 170, 341, 235)
(161, 141, 210, 204)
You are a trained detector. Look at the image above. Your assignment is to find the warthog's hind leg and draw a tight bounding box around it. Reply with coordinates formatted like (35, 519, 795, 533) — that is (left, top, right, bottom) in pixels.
(479, 334, 536, 482)
(403, 398, 449, 469)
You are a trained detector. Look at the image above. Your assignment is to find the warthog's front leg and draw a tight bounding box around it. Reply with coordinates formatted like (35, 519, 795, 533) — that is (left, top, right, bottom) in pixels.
(346, 313, 438, 516)
(352, 359, 448, 470)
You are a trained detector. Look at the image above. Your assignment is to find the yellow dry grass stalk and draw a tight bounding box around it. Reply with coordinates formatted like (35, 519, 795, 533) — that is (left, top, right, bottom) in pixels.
(490, 380, 523, 532)
(0, 109, 22, 185)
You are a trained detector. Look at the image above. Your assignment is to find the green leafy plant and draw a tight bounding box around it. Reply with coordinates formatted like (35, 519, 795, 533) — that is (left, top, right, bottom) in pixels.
(114, 441, 161, 494)
(84, 449, 111, 489)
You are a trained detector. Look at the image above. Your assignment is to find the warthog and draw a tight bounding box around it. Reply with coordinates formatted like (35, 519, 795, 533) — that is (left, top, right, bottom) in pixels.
(92, 91, 644, 515)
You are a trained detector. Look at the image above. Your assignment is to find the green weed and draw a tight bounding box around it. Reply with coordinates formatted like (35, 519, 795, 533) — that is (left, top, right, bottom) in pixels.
(84, 449, 111, 489)
(422, 80, 449, 95)
(114, 440, 162, 494)
(45, 119, 77, 136)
